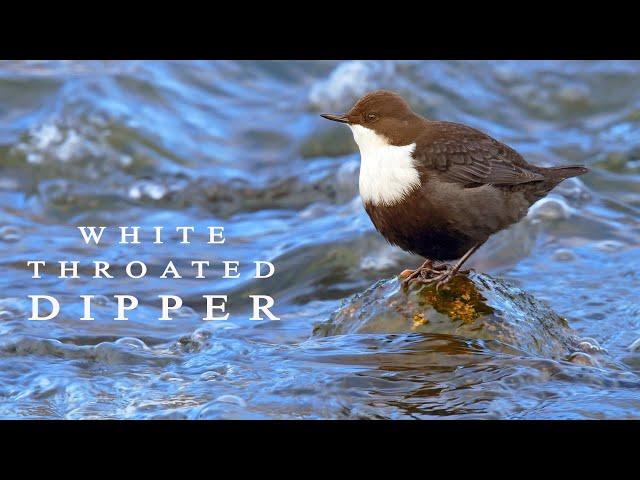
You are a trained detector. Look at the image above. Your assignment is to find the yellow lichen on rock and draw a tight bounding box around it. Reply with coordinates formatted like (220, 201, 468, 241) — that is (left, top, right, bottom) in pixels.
(415, 275, 494, 323)
(447, 298, 479, 323)
(411, 312, 428, 330)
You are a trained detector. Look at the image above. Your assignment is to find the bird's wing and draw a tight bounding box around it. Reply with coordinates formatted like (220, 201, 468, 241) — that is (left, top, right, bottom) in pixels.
(413, 122, 544, 187)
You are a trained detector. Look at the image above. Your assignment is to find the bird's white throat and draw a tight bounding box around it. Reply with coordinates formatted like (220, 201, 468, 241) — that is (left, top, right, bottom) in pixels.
(349, 124, 420, 206)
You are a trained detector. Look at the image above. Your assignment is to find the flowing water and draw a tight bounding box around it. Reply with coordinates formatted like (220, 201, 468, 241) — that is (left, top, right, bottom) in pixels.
(1, 60, 639, 419)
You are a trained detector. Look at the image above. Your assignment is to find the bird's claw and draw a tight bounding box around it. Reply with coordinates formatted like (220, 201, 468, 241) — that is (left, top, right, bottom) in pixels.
(402, 264, 470, 291)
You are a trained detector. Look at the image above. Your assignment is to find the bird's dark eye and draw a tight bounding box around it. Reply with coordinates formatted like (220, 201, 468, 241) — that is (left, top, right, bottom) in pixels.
(366, 112, 378, 122)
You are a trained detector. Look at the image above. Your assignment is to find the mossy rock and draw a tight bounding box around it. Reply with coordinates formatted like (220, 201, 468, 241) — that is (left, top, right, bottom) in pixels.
(314, 273, 589, 360)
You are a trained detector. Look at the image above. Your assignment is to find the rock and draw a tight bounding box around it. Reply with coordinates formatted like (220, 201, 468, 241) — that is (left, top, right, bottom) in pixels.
(313, 273, 589, 360)
(527, 196, 574, 222)
(568, 351, 597, 366)
(552, 248, 576, 262)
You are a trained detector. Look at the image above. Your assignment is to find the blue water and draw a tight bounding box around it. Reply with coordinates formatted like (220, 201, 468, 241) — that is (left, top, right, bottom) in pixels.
(0, 60, 639, 418)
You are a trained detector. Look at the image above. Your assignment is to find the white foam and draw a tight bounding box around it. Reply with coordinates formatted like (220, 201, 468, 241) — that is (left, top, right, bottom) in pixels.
(309, 61, 396, 110)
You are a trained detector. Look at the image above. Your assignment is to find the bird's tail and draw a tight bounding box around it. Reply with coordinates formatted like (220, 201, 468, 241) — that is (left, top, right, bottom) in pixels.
(545, 165, 589, 180)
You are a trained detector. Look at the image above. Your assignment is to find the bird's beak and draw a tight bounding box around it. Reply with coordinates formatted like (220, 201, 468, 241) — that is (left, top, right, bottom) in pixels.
(320, 113, 350, 124)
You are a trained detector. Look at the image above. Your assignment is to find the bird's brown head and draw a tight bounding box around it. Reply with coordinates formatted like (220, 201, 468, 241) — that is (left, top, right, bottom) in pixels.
(321, 90, 423, 145)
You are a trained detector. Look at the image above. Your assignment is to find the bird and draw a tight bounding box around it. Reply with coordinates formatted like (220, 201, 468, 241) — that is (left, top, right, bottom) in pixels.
(320, 90, 588, 289)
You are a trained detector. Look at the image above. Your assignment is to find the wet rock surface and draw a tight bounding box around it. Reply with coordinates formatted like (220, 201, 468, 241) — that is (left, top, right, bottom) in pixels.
(314, 273, 600, 362)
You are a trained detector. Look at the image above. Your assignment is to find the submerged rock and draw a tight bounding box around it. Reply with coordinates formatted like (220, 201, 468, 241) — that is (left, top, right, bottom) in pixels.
(314, 273, 591, 361)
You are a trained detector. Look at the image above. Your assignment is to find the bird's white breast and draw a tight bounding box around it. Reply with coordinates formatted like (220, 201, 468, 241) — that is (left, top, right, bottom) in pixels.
(349, 124, 420, 206)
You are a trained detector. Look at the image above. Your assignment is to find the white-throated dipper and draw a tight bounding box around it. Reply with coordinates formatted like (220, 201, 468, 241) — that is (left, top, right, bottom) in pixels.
(321, 90, 588, 288)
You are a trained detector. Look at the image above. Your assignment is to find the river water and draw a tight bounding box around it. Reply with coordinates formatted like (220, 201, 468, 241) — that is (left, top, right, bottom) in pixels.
(1, 60, 639, 419)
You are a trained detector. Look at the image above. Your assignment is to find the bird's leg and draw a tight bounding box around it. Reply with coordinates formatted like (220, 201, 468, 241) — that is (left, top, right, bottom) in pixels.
(406, 243, 482, 291)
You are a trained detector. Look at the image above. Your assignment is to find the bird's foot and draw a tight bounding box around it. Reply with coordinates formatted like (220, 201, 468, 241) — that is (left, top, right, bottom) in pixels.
(423, 266, 466, 291)
(401, 260, 447, 290)
(401, 262, 470, 292)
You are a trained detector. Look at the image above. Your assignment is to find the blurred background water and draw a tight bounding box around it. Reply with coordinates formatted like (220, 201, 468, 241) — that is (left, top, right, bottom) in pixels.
(0, 60, 639, 419)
